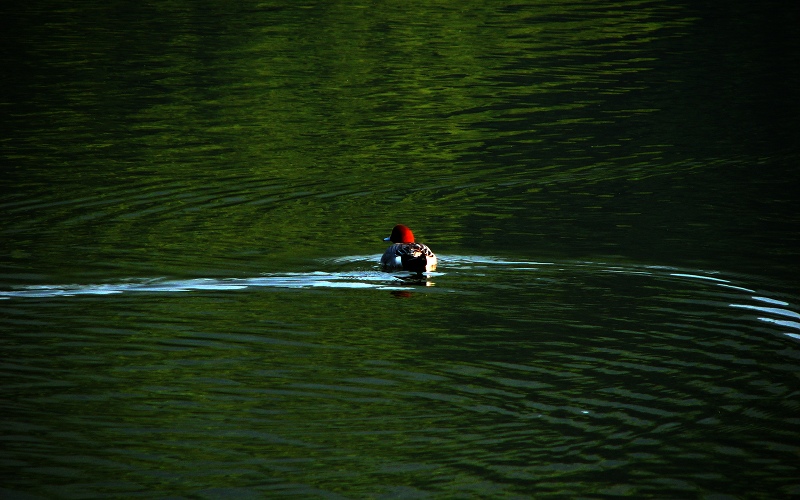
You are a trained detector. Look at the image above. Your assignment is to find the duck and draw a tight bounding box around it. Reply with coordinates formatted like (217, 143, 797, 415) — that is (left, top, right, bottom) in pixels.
(381, 224, 437, 273)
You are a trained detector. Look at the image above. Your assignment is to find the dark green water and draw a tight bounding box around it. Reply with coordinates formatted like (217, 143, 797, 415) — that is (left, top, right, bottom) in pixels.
(2, 1, 799, 498)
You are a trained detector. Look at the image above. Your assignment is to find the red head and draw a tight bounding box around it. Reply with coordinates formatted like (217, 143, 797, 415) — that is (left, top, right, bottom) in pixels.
(384, 224, 415, 243)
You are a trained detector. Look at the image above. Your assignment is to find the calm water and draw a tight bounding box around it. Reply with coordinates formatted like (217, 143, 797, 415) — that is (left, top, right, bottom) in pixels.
(2, 0, 799, 498)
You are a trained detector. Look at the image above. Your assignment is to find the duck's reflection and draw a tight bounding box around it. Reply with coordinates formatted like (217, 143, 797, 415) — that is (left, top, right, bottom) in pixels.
(387, 274, 435, 297)
(395, 274, 434, 286)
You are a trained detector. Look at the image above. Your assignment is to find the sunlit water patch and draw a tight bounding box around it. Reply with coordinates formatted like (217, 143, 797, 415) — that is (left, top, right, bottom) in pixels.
(0, 272, 413, 298)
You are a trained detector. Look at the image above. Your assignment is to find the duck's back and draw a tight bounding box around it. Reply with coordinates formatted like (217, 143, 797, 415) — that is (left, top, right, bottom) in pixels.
(382, 243, 437, 272)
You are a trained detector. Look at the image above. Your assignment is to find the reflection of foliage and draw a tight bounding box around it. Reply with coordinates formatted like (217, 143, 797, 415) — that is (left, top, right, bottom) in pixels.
(8, 0, 794, 278)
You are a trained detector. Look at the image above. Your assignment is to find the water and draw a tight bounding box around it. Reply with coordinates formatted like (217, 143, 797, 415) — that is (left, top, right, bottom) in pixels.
(2, 0, 799, 497)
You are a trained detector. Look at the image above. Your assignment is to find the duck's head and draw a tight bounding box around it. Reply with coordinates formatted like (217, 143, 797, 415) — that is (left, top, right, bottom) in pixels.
(384, 224, 415, 243)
